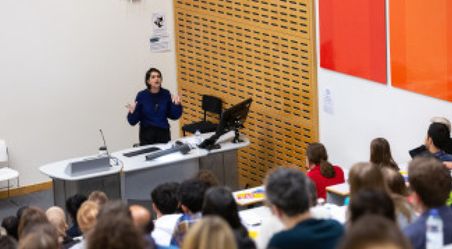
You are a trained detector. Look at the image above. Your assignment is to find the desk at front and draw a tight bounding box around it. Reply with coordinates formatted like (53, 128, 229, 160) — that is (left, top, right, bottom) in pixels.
(114, 132, 249, 202)
(40, 132, 249, 207)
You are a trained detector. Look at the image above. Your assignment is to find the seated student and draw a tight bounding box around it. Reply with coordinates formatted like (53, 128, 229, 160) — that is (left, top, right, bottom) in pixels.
(337, 215, 412, 249)
(257, 178, 341, 249)
(17, 209, 59, 249)
(410, 117, 452, 159)
(193, 169, 219, 188)
(306, 143, 345, 199)
(19, 224, 59, 249)
(202, 186, 256, 249)
(170, 179, 209, 247)
(424, 123, 452, 162)
(88, 201, 147, 249)
(46, 206, 78, 249)
(151, 182, 182, 247)
(130, 205, 155, 248)
(0, 235, 17, 249)
(370, 137, 399, 170)
(17, 207, 49, 239)
(348, 162, 414, 229)
(70, 201, 99, 249)
(381, 168, 409, 197)
(1, 216, 18, 240)
(265, 168, 344, 249)
(65, 194, 87, 238)
(403, 157, 452, 249)
(87, 190, 109, 207)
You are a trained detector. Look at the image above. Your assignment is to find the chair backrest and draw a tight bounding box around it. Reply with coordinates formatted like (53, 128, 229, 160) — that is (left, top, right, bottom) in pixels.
(201, 95, 222, 120)
(0, 139, 9, 164)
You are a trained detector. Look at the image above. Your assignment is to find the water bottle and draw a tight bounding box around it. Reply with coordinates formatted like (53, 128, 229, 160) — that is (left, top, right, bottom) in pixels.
(426, 208, 443, 249)
(195, 130, 202, 145)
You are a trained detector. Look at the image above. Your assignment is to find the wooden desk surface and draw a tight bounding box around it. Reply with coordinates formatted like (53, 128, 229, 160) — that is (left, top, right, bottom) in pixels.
(326, 182, 350, 196)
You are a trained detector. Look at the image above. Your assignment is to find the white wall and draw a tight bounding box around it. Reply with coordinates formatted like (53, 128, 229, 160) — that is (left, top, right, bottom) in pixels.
(315, 0, 452, 169)
(0, 0, 179, 186)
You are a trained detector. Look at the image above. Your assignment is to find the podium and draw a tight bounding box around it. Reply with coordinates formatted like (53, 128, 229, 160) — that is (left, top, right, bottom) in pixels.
(39, 156, 122, 209)
(40, 131, 249, 207)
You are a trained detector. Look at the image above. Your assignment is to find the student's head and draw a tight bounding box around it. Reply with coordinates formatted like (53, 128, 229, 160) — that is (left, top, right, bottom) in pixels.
(370, 137, 399, 170)
(306, 143, 336, 178)
(182, 216, 237, 249)
(0, 235, 17, 249)
(430, 116, 451, 134)
(349, 190, 396, 224)
(18, 227, 59, 249)
(194, 169, 220, 188)
(45, 206, 68, 240)
(348, 162, 387, 196)
(337, 215, 412, 249)
(427, 122, 450, 151)
(177, 179, 209, 214)
(265, 168, 310, 217)
(1, 216, 18, 240)
(129, 205, 152, 234)
(76, 200, 99, 235)
(88, 201, 145, 249)
(65, 194, 87, 224)
(88, 191, 109, 207)
(202, 186, 241, 229)
(408, 157, 452, 209)
(382, 168, 408, 196)
(145, 67, 163, 90)
(97, 200, 131, 219)
(151, 182, 180, 216)
(17, 207, 49, 239)
(16, 206, 29, 222)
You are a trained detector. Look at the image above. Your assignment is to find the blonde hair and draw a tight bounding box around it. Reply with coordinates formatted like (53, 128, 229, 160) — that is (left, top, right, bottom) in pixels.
(182, 216, 237, 249)
(77, 201, 99, 234)
(45, 206, 67, 240)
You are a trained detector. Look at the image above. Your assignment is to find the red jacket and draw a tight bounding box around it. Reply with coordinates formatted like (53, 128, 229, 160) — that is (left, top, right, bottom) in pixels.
(307, 164, 345, 199)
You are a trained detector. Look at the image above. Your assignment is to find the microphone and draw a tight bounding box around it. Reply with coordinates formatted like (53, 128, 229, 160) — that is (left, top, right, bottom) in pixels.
(99, 129, 110, 158)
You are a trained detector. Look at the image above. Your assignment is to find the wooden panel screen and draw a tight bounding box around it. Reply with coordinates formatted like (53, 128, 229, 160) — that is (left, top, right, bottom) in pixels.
(174, 0, 318, 187)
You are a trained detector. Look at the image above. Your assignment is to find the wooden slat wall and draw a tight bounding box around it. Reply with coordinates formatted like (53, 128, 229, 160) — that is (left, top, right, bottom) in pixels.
(174, 0, 318, 187)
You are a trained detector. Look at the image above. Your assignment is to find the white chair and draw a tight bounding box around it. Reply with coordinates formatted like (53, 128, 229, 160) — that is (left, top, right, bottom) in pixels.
(0, 139, 19, 199)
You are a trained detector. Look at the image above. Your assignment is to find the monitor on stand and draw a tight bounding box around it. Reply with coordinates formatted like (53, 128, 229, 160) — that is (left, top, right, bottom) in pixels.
(198, 98, 252, 150)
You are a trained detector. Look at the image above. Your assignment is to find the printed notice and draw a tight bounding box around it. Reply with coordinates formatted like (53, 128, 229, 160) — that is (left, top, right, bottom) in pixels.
(150, 12, 171, 53)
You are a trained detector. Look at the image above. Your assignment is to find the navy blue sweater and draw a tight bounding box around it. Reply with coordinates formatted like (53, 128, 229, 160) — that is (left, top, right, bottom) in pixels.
(267, 218, 344, 249)
(127, 88, 183, 129)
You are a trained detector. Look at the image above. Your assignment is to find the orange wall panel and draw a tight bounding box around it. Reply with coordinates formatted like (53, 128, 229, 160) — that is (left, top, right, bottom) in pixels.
(390, 0, 452, 101)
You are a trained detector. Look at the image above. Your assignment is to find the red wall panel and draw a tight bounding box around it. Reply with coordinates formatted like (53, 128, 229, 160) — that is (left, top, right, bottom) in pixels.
(319, 0, 387, 83)
(390, 0, 452, 101)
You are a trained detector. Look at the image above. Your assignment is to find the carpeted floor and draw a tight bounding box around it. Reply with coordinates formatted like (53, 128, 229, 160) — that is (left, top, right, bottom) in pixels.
(0, 189, 53, 220)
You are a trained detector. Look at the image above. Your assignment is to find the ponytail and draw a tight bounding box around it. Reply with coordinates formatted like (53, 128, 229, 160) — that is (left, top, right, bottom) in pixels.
(319, 159, 336, 178)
